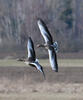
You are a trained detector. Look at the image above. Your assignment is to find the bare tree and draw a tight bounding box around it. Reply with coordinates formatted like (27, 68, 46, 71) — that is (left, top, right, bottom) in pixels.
(73, 0, 81, 38)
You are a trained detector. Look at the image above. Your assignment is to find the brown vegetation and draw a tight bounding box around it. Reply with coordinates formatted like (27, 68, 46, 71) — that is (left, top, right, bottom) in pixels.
(0, 66, 83, 94)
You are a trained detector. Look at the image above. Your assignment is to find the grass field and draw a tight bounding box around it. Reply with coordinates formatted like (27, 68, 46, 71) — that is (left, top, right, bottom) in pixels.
(0, 59, 83, 100)
(0, 93, 83, 100)
(0, 59, 83, 67)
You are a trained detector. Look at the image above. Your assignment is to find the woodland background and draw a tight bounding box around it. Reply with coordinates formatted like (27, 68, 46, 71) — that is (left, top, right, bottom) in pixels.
(0, 0, 83, 56)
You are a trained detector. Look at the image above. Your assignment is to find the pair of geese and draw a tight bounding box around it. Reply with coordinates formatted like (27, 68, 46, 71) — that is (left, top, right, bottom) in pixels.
(19, 19, 58, 78)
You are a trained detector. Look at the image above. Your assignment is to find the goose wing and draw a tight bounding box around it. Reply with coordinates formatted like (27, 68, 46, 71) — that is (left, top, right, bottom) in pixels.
(27, 37, 36, 61)
(48, 48, 58, 72)
(30, 61, 45, 78)
(37, 19, 53, 45)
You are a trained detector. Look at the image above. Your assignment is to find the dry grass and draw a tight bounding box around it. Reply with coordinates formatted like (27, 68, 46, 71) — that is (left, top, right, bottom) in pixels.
(0, 59, 83, 100)
(0, 82, 83, 100)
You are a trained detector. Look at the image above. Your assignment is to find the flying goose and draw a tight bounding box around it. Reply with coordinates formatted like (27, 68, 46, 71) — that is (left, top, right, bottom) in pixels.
(37, 19, 58, 72)
(18, 37, 45, 78)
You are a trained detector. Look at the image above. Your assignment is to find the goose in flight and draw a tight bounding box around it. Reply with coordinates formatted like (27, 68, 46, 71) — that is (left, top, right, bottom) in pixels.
(18, 37, 45, 78)
(37, 19, 58, 72)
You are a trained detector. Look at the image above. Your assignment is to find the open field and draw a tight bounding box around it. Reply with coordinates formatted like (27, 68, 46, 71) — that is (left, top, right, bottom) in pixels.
(0, 59, 83, 100)
(0, 93, 83, 100)
(0, 59, 83, 67)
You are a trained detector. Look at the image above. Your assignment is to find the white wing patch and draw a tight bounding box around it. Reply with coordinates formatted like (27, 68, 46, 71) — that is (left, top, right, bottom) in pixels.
(30, 62, 42, 72)
(37, 21, 49, 43)
(48, 49, 56, 71)
(27, 40, 33, 58)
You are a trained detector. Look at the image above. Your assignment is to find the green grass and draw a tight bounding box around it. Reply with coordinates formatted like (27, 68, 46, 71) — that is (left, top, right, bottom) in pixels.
(0, 59, 26, 67)
(0, 93, 83, 100)
(0, 59, 83, 67)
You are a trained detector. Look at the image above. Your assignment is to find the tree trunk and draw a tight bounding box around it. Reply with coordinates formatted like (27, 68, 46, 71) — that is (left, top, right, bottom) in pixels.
(73, 0, 81, 39)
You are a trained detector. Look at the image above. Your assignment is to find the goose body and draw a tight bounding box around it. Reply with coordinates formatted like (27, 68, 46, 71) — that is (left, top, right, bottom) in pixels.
(28, 37, 45, 77)
(18, 37, 45, 78)
(37, 19, 58, 72)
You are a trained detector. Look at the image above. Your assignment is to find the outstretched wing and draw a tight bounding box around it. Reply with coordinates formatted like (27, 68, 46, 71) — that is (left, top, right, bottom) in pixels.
(27, 37, 36, 61)
(30, 61, 45, 79)
(48, 49, 58, 72)
(37, 19, 53, 45)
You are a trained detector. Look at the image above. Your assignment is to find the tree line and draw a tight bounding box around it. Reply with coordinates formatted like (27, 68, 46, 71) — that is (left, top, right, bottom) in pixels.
(0, 0, 83, 53)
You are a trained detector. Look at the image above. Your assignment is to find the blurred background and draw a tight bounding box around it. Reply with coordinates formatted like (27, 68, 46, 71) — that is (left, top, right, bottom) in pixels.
(0, 0, 83, 58)
(0, 1, 83, 99)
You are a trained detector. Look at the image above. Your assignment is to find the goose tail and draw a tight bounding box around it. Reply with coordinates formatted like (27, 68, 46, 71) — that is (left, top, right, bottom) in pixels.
(51, 41, 58, 53)
(41, 68, 46, 79)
